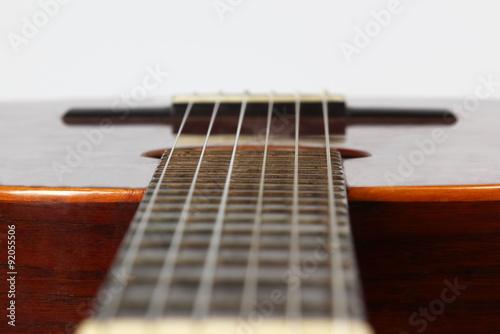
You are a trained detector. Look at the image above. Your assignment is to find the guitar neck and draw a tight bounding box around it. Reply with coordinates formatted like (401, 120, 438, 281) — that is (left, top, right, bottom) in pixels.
(77, 94, 373, 333)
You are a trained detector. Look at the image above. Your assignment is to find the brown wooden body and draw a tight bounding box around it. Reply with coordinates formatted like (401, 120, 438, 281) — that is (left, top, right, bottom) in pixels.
(3, 192, 500, 334)
(1, 98, 500, 333)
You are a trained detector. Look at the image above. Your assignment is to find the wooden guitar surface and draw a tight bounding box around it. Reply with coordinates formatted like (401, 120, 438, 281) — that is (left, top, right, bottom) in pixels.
(1, 98, 500, 333)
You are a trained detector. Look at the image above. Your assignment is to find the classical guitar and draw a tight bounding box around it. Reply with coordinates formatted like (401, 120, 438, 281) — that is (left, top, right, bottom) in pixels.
(1, 94, 499, 334)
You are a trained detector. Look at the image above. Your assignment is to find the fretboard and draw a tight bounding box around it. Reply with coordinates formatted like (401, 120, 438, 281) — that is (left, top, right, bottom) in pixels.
(77, 94, 373, 334)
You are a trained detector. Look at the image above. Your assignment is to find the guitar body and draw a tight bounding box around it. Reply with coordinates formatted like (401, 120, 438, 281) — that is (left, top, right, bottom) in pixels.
(1, 98, 500, 333)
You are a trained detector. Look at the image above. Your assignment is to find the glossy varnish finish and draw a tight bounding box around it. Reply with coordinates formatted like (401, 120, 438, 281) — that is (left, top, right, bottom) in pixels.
(2, 98, 500, 189)
(0, 186, 145, 203)
(350, 200, 500, 334)
(2, 98, 500, 333)
(2, 194, 500, 333)
(0, 198, 136, 334)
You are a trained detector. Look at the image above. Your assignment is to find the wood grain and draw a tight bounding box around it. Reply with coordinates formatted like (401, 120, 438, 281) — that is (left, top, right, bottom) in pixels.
(350, 201, 500, 334)
(1, 98, 499, 189)
(0, 200, 136, 334)
(3, 198, 500, 334)
(2, 98, 500, 334)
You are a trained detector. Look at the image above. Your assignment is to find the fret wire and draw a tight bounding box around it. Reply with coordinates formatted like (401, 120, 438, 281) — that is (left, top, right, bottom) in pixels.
(286, 93, 302, 321)
(239, 93, 274, 317)
(321, 92, 349, 324)
(146, 97, 222, 318)
(192, 93, 248, 318)
(98, 98, 195, 319)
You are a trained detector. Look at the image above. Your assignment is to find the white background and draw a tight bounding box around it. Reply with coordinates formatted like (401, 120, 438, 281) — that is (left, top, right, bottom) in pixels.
(1, 0, 500, 102)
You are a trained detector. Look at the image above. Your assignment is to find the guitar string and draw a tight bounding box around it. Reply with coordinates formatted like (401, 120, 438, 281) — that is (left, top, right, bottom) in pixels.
(192, 93, 248, 318)
(146, 96, 222, 318)
(100, 97, 195, 318)
(100, 93, 353, 323)
(286, 93, 302, 321)
(321, 91, 350, 325)
(239, 92, 274, 317)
